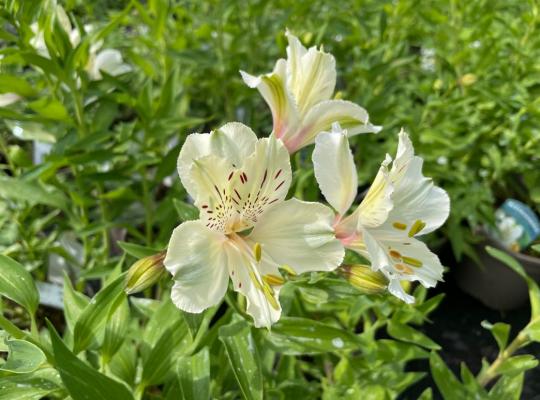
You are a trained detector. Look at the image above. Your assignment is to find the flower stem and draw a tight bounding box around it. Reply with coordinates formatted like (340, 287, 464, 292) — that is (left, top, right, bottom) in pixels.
(477, 331, 529, 386)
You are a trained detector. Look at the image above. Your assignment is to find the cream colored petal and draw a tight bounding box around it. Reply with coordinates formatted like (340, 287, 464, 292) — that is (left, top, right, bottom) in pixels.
(287, 99, 381, 152)
(312, 127, 357, 215)
(88, 49, 131, 80)
(352, 155, 394, 229)
(188, 154, 236, 232)
(240, 60, 299, 140)
(225, 240, 282, 328)
(360, 227, 443, 297)
(164, 221, 229, 313)
(177, 122, 257, 200)
(232, 136, 292, 231)
(285, 32, 336, 113)
(385, 130, 450, 236)
(249, 199, 344, 274)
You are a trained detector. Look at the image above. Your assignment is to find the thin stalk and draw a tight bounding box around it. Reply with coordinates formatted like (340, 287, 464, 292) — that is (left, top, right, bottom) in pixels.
(477, 331, 529, 387)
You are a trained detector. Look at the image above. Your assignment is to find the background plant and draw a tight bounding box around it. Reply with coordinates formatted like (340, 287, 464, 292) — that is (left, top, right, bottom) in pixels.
(1, 0, 539, 399)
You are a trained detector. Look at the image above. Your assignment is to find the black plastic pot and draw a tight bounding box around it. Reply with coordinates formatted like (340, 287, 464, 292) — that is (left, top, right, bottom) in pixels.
(455, 236, 540, 311)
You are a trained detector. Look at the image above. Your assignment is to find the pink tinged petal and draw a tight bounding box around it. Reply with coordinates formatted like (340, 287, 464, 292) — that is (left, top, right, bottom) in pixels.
(249, 199, 345, 274)
(312, 127, 358, 215)
(286, 100, 381, 153)
(240, 61, 299, 141)
(164, 221, 229, 313)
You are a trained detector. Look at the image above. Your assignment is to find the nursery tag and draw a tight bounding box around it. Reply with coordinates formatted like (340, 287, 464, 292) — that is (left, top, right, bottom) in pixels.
(36, 282, 64, 309)
(497, 199, 540, 250)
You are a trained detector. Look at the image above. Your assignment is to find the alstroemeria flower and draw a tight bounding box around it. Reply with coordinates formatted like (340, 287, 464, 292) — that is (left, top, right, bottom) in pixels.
(240, 31, 381, 154)
(165, 122, 344, 327)
(312, 124, 450, 303)
(30, 8, 130, 81)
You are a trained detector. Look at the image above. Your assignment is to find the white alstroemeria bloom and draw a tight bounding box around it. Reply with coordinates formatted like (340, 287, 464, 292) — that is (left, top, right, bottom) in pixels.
(312, 124, 450, 303)
(240, 31, 381, 154)
(30, 10, 130, 81)
(165, 122, 344, 328)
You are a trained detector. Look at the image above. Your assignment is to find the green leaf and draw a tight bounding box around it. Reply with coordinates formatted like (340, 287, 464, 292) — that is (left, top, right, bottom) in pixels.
(481, 321, 511, 351)
(28, 98, 69, 121)
(488, 373, 524, 400)
(387, 321, 441, 350)
(0, 368, 63, 400)
(0, 255, 39, 316)
(102, 296, 130, 362)
(117, 241, 160, 258)
(417, 388, 433, 400)
(72, 275, 126, 353)
(267, 317, 365, 355)
(63, 273, 90, 333)
(0, 74, 37, 97)
(173, 199, 199, 222)
(0, 339, 46, 373)
(219, 320, 263, 400)
(0, 176, 68, 210)
(496, 355, 538, 376)
(141, 318, 190, 386)
(429, 352, 468, 400)
(47, 321, 134, 400)
(177, 348, 210, 400)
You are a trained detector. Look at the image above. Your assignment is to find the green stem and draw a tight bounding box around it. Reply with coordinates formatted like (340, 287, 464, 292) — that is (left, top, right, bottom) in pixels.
(477, 331, 529, 387)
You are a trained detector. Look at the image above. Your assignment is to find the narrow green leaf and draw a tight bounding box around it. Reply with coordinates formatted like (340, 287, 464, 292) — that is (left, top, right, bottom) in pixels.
(496, 355, 538, 376)
(63, 273, 90, 333)
(0, 255, 39, 316)
(173, 199, 199, 222)
(219, 320, 263, 400)
(0, 368, 63, 400)
(72, 275, 126, 353)
(0, 74, 37, 97)
(429, 352, 468, 400)
(267, 317, 365, 355)
(387, 321, 441, 350)
(141, 318, 190, 386)
(0, 339, 46, 373)
(488, 373, 524, 400)
(481, 321, 511, 351)
(0, 176, 68, 210)
(28, 98, 69, 121)
(47, 321, 134, 400)
(117, 241, 160, 258)
(177, 348, 210, 400)
(102, 296, 130, 362)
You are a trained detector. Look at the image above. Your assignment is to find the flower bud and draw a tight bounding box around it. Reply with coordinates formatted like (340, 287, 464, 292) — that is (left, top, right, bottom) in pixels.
(341, 264, 388, 294)
(125, 251, 166, 294)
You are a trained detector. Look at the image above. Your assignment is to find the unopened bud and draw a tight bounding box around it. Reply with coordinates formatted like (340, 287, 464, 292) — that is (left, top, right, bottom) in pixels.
(125, 251, 166, 294)
(459, 73, 477, 87)
(341, 264, 388, 294)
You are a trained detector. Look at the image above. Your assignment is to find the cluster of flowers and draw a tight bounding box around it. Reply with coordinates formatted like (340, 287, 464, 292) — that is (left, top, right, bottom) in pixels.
(163, 32, 450, 328)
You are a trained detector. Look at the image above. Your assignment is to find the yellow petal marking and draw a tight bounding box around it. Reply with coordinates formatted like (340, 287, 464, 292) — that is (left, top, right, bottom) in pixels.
(402, 256, 423, 268)
(408, 220, 426, 237)
(392, 222, 407, 230)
